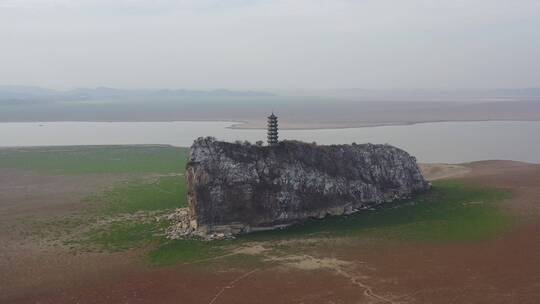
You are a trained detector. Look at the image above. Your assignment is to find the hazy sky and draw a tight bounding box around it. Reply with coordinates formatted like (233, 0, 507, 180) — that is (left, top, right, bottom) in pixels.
(1, 0, 539, 90)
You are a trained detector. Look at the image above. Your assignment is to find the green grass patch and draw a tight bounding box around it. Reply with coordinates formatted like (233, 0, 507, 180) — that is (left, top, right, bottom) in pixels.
(68, 175, 188, 252)
(0, 145, 188, 174)
(143, 180, 513, 266)
(242, 180, 512, 242)
(43, 166, 513, 267)
(93, 175, 187, 215)
(8, 145, 192, 256)
(75, 220, 168, 251)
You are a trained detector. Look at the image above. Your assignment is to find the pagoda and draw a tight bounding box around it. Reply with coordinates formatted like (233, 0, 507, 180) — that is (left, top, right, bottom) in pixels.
(267, 112, 279, 146)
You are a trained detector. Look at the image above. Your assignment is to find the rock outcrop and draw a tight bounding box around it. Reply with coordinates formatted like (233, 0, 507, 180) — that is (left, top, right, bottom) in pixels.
(176, 137, 429, 238)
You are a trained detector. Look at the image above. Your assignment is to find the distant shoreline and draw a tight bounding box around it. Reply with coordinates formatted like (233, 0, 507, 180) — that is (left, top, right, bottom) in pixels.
(1, 120, 539, 164)
(228, 118, 540, 130)
(1, 118, 540, 131)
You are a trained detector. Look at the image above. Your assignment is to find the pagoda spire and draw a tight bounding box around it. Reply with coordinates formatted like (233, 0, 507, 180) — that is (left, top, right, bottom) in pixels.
(267, 112, 279, 146)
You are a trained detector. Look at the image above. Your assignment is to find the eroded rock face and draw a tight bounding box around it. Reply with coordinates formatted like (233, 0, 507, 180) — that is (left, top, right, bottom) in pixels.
(183, 137, 429, 237)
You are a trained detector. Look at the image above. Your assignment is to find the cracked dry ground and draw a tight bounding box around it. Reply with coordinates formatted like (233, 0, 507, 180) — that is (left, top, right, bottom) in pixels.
(3, 161, 540, 304)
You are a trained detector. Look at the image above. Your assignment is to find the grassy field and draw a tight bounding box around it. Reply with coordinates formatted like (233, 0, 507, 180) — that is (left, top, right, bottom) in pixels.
(0, 145, 188, 174)
(2, 146, 189, 253)
(0, 146, 189, 215)
(50, 175, 515, 265)
(6, 146, 513, 267)
(146, 179, 512, 265)
(91, 175, 187, 215)
(71, 175, 188, 251)
(242, 180, 512, 242)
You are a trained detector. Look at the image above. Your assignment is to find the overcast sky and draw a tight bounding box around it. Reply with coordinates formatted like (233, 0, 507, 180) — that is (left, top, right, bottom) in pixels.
(1, 0, 539, 90)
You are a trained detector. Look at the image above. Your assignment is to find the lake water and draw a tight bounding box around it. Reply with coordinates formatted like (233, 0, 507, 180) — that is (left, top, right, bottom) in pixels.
(1, 121, 539, 164)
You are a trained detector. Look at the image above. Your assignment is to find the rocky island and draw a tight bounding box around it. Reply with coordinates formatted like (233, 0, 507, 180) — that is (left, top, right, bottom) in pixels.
(168, 137, 429, 239)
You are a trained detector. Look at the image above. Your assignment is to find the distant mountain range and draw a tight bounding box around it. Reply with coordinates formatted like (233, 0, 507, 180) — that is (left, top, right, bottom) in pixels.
(275, 88, 540, 99)
(0, 86, 276, 104)
(3, 86, 540, 104)
(1, 85, 539, 124)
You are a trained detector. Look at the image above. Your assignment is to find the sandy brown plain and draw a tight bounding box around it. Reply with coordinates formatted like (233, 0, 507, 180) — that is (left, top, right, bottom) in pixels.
(1, 161, 540, 303)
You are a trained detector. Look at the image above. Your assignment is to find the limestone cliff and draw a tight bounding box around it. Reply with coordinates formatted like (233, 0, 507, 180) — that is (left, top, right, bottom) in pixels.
(182, 137, 429, 237)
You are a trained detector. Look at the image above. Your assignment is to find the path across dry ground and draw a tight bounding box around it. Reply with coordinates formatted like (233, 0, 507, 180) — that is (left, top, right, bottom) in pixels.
(2, 161, 540, 303)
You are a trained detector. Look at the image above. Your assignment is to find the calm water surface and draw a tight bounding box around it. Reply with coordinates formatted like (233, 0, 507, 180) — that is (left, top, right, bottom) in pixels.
(1, 121, 539, 164)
